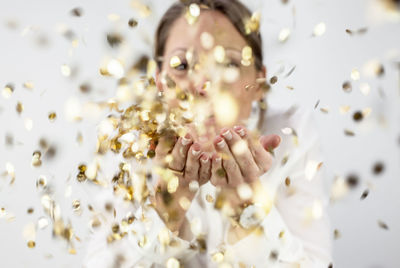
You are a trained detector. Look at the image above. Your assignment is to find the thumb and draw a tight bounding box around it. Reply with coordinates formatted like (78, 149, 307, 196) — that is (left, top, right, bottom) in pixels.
(259, 134, 281, 153)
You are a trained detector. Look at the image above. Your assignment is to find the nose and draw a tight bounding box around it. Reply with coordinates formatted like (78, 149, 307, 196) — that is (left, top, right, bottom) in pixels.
(188, 70, 209, 97)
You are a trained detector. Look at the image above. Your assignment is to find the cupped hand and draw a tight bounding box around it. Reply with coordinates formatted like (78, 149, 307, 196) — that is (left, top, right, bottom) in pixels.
(210, 126, 281, 188)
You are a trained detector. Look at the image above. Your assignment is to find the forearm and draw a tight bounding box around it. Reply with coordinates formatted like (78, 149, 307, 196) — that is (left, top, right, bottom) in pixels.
(151, 181, 196, 234)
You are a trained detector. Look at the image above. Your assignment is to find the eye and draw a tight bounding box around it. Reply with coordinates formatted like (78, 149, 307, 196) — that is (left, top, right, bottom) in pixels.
(225, 61, 240, 68)
(173, 61, 188, 71)
(219, 60, 240, 69)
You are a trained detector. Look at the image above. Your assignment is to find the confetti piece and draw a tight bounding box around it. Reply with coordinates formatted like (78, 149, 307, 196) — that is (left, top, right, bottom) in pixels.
(342, 81, 352, 92)
(346, 174, 359, 189)
(27, 240, 36, 248)
(278, 28, 291, 43)
(166, 257, 180, 268)
(351, 68, 360, 81)
(107, 33, 123, 47)
(237, 183, 253, 200)
(353, 111, 363, 122)
(48, 112, 57, 122)
(244, 11, 260, 34)
(170, 56, 182, 68)
(378, 220, 389, 230)
(373, 162, 385, 175)
(313, 22, 326, 37)
(2, 84, 14, 99)
(128, 18, 138, 27)
(107, 59, 125, 78)
(359, 83, 371, 95)
(200, 32, 214, 50)
(214, 46, 225, 64)
(61, 64, 71, 77)
(360, 189, 369, 200)
(70, 7, 83, 17)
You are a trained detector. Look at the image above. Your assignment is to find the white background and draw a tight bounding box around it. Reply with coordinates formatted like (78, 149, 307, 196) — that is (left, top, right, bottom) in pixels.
(0, 0, 399, 267)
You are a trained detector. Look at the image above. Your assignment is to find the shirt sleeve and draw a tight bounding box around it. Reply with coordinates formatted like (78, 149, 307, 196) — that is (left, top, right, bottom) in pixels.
(226, 107, 332, 267)
(83, 190, 198, 268)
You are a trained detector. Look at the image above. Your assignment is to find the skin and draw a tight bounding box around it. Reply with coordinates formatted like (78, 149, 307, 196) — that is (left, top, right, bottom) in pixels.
(153, 10, 281, 242)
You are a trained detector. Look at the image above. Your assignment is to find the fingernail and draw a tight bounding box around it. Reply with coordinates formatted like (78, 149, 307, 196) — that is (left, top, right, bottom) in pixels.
(181, 136, 191, 146)
(200, 154, 209, 164)
(276, 136, 282, 145)
(222, 130, 232, 140)
(217, 138, 225, 149)
(192, 143, 201, 156)
(234, 126, 245, 137)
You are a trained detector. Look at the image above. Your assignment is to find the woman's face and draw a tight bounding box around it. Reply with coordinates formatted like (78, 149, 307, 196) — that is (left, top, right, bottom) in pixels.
(156, 10, 265, 149)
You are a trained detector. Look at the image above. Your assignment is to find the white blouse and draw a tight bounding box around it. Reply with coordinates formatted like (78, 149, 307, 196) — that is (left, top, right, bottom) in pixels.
(84, 102, 333, 268)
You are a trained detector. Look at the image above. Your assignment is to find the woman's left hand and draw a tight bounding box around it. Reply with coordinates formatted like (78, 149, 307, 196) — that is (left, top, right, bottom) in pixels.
(210, 126, 281, 188)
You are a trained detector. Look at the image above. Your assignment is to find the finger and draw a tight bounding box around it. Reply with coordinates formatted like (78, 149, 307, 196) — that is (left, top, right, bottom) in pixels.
(233, 126, 275, 174)
(155, 135, 178, 165)
(213, 136, 243, 187)
(210, 153, 227, 187)
(198, 153, 211, 185)
(220, 128, 259, 182)
(184, 143, 201, 183)
(259, 134, 282, 153)
(168, 133, 193, 171)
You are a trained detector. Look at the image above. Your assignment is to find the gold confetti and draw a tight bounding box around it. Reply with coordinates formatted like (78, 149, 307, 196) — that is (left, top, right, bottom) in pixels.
(189, 3, 201, 17)
(48, 112, 57, 122)
(24, 117, 33, 131)
(2, 84, 14, 99)
(128, 18, 138, 27)
(241, 46, 253, 66)
(353, 111, 363, 122)
(373, 162, 385, 175)
(339, 105, 351, 114)
(107, 59, 125, 78)
(27, 240, 36, 248)
(311, 200, 323, 219)
(16, 102, 24, 114)
(200, 32, 214, 50)
(37, 217, 49, 229)
(214, 46, 226, 64)
(213, 92, 238, 126)
(23, 81, 34, 89)
(31, 151, 42, 167)
(166, 257, 180, 268)
(342, 81, 352, 92)
(237, 183, 253, 200)
(179, 196, 191, 210)
(244, 12, 261, 34)
(167, 176, 179, 193)
(170, 56, 182, 68)
(205, 194, 214, 203)
(313, 22, 326, 36)
(211, 252, 224, 263)
(285, 177, 291, 186)
(359, 83, 371, 95)
(344, 129, 355, 136)
(185, 3, 200, 25)
(61, 64, 71, 77)
(270, 76, 278, 84)
(278, 27, 291, 43)
(378, 220, 389, 230)
(334, 229, 341, 239)
(350, 68, 360, 81)
(360, 189, 369, 200)
(70, 7, 83, 17)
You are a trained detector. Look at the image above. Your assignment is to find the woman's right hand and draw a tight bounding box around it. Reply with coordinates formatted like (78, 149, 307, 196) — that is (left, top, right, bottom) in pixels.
(152, 133, 211, 234)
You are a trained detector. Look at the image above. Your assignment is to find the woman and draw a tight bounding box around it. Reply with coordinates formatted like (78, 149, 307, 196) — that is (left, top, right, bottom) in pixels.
(85, 0, 332, 267)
